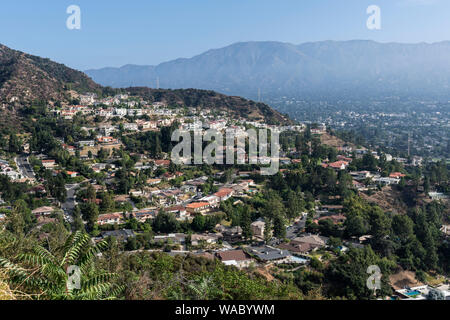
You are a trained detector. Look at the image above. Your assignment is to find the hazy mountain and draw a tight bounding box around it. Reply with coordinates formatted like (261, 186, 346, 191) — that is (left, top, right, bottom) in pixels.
(86, 40, 450, 100)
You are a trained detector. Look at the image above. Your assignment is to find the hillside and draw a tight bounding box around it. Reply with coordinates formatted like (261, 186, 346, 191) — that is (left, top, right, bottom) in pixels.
(0, 44, 289, 125)
(86, 40, 450, 101)
(126, 87, 290, 124)
(0, 44, 101, 106)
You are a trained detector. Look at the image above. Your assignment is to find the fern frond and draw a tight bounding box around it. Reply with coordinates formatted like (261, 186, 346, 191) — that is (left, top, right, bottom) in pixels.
(78, 240, 108, 274)
(60, 233, 90, 267)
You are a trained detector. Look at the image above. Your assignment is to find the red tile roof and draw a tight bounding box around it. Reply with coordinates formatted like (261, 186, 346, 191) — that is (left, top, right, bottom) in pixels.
(186, 202, 210, 209)
(214, 188, 234, 198)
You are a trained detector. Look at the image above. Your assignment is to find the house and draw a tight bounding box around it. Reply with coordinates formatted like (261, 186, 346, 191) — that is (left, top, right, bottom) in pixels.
(181, 185, 197, 193)
(374, 177, 400, 186)
(337, 155, 353, 162)
(320, 205, 344, 212)
(123, 123, 139, 131)
(154, 159, 171, 167)
(42, 160, 56, 169)
(77, 140, 95, 148)
(92, 163, 116, 172)
(200, 195, 220, 208)
(429, 192, 449, 200)
(97, 212, 123, 225)
(293, 234, 328, 249)
(350, 171, 373, 180)
(314, 214, 346, 225)
(216, 249, 253, 268)
(153, 233, 186, 245)
(278, 241, 317, 254)
(147, 178, 162, 185)
(186, 202, 211, 215)
(251, 220, 266, 238)
(219, 226, 243, 243)
(239, 180, 254, 188)
(114, 108, 127, 117)
(3, 169, 21, 180)
(97, 136, 118, 144)
(101, 229, 134, 242)
(324, 161, 349, 170)
(96, 109, 114, 118)
(248, 246, 291, 262)
(162, 172, 177, 180)
(191, 233, 222, 246)
(165, 205, 187, 220)
(137, 120, 158, 130)
(130, 189, 146, 197)
(27, 185, 45, 196)
(158, 189, 183, 204)
(132, 210, 156, 222)
(127, 109, 143, 117)
(207, 119, 227, 130)
(214, 188, 234, 202)
(352, 180, 366, 191)
(389, 172, 406, 179)
(62, 144, 76, 153)
(66, 171, 78, 178)
(32, 206, 55, 217)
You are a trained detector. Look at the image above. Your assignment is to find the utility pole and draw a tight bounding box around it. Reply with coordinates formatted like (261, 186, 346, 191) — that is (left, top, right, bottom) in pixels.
(258, 88, 261, 102)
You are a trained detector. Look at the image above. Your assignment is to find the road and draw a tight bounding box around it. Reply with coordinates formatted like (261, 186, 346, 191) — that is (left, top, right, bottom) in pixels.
(62, 183, 80, 222)
(286, 217, 307, 239)
(16, 155, 35, 179)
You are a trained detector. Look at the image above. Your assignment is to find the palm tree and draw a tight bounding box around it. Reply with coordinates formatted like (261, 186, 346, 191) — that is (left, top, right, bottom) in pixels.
(0, 231, 123, 300)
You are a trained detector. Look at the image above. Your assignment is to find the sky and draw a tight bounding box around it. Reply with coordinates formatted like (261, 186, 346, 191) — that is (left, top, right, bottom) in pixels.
(0, 0, 448, 70)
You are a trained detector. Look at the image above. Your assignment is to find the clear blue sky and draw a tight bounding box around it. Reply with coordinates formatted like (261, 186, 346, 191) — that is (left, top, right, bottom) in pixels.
(0, 0, 448, 70)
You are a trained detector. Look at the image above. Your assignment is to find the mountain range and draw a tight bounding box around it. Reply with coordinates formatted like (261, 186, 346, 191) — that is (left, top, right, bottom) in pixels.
(86, 40, 450, 100)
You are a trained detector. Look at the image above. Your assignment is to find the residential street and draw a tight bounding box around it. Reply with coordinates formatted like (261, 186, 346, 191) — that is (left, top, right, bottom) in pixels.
(16, 155, 35, 179)
(62, 183, 80, 222)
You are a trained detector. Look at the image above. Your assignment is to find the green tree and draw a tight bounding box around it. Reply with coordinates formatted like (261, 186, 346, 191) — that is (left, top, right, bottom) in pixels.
(326, 246, 395, 299)
(6, 200, 36, 236)
(345, 213, 369, 237)
(286, 191, 304, 221)
(72, 206, 85, 232)
(191, 214, 206, 232)
(153, 211, 179, 234)
(8, 134, 21, 154)
(264, 219, 273, 244)
(81, 202, 99, 232)
(273, 214, 286, 239)
(240, 207, 253, 240)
